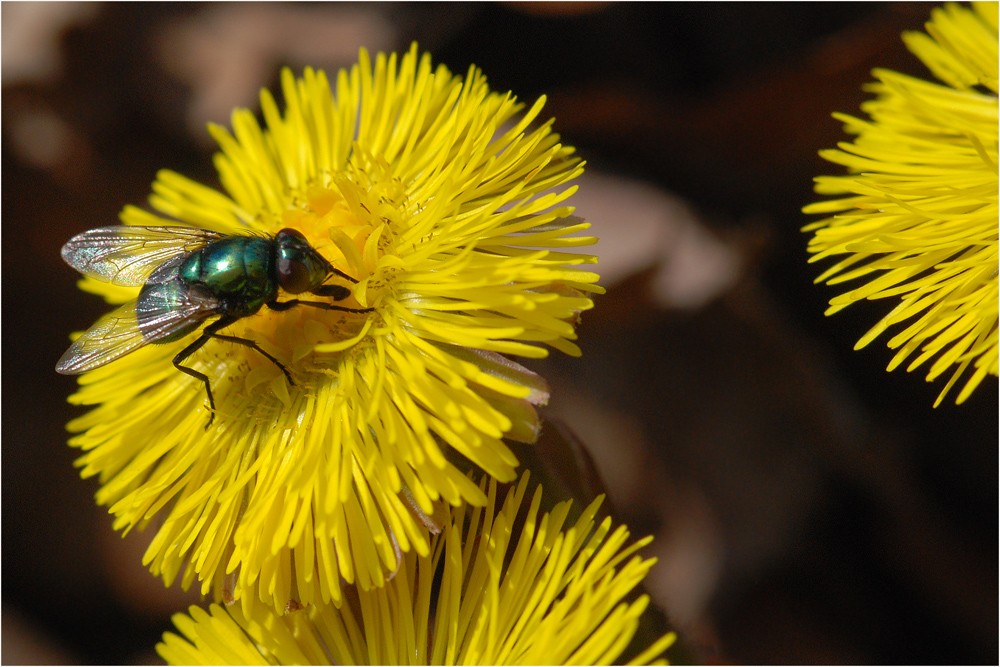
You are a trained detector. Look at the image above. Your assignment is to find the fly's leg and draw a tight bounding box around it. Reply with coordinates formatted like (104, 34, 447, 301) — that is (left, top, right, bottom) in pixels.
(175, 315, 294, 429)
(174, 316, 233, 429)
(208, 333, 294, 385)
(270, 299, 374, 314)
(327, 268, 359, 284)
(270, 281, 375, 314)
(311, 284, 352, 300)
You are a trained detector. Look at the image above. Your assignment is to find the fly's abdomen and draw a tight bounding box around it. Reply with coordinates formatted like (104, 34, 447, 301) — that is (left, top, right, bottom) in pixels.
(136, 281, 211, 343)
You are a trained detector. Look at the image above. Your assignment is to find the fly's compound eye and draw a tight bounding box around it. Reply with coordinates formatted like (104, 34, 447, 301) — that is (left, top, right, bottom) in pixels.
(276, 228, 307, 243)
(278, 257, 311, 293)
(275, 228, 330, 294)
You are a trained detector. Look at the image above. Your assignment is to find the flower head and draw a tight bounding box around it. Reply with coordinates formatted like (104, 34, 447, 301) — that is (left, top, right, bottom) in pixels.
(66, 45, 600, 609)
(156, 473, 676, 666)
(803, 2, 998, 405)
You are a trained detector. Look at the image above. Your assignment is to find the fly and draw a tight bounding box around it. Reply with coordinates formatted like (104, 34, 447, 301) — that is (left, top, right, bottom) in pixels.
(56, 225, 370, 427)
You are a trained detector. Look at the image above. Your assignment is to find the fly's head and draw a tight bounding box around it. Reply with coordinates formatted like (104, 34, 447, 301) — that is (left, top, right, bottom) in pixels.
(274, 228, 333, 294)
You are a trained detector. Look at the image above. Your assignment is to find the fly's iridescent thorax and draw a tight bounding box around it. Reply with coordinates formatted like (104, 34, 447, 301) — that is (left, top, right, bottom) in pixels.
(274, 228, 332, 294)
(131, 229, 333, 346)
(178, 236, 278, 318)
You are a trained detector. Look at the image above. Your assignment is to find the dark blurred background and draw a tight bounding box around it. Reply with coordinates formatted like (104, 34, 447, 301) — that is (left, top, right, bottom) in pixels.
(2, 2, 996, 664)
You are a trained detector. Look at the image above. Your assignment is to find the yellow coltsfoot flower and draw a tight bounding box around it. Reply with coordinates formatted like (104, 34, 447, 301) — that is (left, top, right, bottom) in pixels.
(156, 473, 676, 666)
(65, 45, 601, 610)
(804, 2, 998, 405)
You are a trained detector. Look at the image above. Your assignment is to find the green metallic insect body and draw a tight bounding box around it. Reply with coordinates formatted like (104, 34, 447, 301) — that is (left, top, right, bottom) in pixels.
(57, 226, 367, 427)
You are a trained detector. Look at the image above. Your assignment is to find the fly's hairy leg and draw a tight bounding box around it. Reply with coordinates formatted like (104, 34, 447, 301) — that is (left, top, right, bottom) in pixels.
(311, 284, 351, 300)
(271, 282, 374, 313)
(209, 333, 294, 385)
(175, 315, 295, 429)
(270, 299, 374, 314)
(174, 317, 231, 429)
(328, 268, 358, 284)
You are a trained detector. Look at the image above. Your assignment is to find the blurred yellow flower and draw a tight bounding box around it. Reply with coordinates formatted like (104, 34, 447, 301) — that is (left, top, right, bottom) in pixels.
(804, 2, 998, 405)
(157, 473, 676, 666)
(66, 45, 600, 610)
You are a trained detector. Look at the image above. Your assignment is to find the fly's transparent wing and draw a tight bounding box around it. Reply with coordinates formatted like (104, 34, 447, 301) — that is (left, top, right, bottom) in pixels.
(55, 287, 219, 374)
(61, 226, 228, 286)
